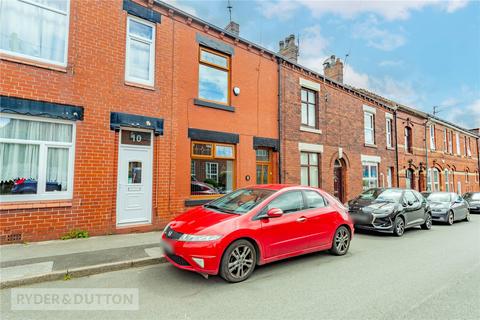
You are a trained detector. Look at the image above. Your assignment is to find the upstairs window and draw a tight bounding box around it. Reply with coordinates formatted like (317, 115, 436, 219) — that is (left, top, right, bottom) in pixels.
(404, 126, 413, 153)
(448, 131, 453, 153)
(443, 128, 447, 152)
(386, 118, 393, 148)
(467, 137, 472, 157)
(0, 0, 70, 66)
(364, 112, 375, 145)
(198, 47, 230, 105)
(455, 133, 461, 155)
(429, 125, 435, 150)
(125, 16, 155, 86)
(301, 88, 317, 128)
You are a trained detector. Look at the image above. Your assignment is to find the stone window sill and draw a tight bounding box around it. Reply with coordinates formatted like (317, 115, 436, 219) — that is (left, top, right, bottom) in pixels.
(194, 98, 235, 112)
(0, 200, 73, 211)
(300, 126, 322, 134)
(0, 53, 67, 73)
(364, 143, 377, 149)
(124, 81, 155, 91)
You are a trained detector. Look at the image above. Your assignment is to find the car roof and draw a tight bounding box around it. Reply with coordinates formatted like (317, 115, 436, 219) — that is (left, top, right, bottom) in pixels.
(248, 184, 309, 191)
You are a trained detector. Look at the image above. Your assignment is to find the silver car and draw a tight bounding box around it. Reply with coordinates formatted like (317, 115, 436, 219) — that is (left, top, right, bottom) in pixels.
(463, 192, 480, 214)
(426, 192, 470, 225)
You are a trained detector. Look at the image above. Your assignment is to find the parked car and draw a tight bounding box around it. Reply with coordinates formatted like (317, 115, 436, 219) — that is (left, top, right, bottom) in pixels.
(426, 192, 470, 224)
(421, 191, 431, 199)
(161, 185, 353, 283)
(347, 188, 432, 237)
(190, 176, 218, 195)
(463, 192, 480, 214)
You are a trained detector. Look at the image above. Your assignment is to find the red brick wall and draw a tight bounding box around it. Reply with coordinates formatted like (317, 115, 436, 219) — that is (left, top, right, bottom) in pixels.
(280, 64, 397, 203)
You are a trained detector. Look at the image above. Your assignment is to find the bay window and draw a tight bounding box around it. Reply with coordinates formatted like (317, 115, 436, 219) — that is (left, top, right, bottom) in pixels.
(0, 0, 70, 66)
(0, 115, 75, 201)
(362, 162, 378, 190)
(300, 152, 319, 187)
(198, 47, 230, 105)
(190, 141, 234, 196)
(125, 16, 155, 86)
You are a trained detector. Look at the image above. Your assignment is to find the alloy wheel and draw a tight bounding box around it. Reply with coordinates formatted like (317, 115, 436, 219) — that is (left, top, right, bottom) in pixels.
(334, 228, 350, 254)
(448, 212, 454, 225)
(426, 215, 432, 229)
(396, 219, 405, 236)
(227, 245, 254, 279)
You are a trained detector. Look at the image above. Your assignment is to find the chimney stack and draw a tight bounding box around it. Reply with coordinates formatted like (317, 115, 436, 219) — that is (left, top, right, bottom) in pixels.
(278, 34, 298, 63)
(323, 55, 344, 83)
(225, 21, 240, 36)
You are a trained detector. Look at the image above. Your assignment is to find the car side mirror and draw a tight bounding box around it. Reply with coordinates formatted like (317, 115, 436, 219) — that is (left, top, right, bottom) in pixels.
(455, 199, 463, 204)
(266, 208, 283, 218)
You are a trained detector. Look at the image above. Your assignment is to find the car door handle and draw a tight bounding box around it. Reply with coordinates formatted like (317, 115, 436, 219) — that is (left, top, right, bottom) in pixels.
(296, 217, 307, 223)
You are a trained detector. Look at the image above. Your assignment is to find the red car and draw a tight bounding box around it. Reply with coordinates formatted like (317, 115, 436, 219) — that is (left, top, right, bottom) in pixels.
(161, 185, 354, 282)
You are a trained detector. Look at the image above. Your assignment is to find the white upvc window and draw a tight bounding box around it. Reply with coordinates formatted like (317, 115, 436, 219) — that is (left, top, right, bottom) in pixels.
(386, 118, 393, 148)
(0, 0, 70, 66)
(444, 169, 449, 192)
(386, 167, 393, 188)
(125, 16, 155, 86)
(205, 162, 219, 182)
(467, 138, 472, 157)
(429, 124, 435, 150)
(362, 162, 378, 190)
(455, 132, 460, 155)
(0, 114, 76, 202)
(364, 112, 375, 145)
(428, 168, 440, 192)
(448, 131, 453, 153)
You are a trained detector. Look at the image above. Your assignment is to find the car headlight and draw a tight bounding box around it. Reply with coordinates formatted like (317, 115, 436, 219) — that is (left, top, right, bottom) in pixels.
(162, 223, 171, 234)
(178, 234, 222, 242)
(373, 210, 393, 217)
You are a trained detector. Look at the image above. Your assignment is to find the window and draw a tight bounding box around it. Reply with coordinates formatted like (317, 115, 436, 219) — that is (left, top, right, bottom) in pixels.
(386, 167, 393, 188)
(467, 137, 472, 157)
(301, 88, 317, 128)
(428, 168, 440, 192)
(198, 47, 230, 105)
(429, 124, 435, 150)
(448, 131, 453, 153)
(404, 191, 418, 204)
(455, 133, 460, 155)
(404, 126, 413, 153)
(476, 171, 479, 183)
(364, 112, 375, 145)
(362, 162, 378, 190)
(0, 0, 70, 66)
(205, 162, 219, 182)
(443, 128, 447, 152)
(0, 115, 75, 201)
(465, 170, 469, 183)
(304, 190, 327, 209)
(125, 16, 155, 86)
(265, 191, 305, 214)
(405, 169, 413, 189)
(300, 152, 319, 187)
(190, 141, 234, 196)
(256, 149, 271, 184)
(386, 118, 393, 148)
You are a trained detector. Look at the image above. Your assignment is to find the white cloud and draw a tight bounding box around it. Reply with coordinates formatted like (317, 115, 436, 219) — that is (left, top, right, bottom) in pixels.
(438, 97, 480, 128)
(353, 16, 406, 51)
(257, 0, 471, 21)
(163, 0, 197, 16)
(344, 64, 370, 88)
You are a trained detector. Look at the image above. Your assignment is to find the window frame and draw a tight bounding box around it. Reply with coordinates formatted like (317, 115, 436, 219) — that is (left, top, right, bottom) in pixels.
(443, 128, 448, 152)
(386, 118, 393, 148)
(0, 113, 76, 202)
(198, 47, 231, 105)
(364, 112, 375, 145)
(300, 152, 320, 187)
(300, 87, 317, 128)
(404, 126, 413, 153)
(205, 162, 219, 182)
(362, 162, 378, 190)
(429, 124, 435, 150)
(0, 0, 71, 67)
(125, 15, 156, 86)
(258, 190, 306, 216)
(455, 132, 461, 155)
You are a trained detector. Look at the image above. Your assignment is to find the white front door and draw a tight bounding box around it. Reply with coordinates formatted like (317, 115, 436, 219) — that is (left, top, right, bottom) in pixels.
(116, 129, 153, 226)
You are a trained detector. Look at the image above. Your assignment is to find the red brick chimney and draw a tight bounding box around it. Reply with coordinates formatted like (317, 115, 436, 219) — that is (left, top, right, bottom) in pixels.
(278, 34, 299, 63)
(323, 55, 344, 83)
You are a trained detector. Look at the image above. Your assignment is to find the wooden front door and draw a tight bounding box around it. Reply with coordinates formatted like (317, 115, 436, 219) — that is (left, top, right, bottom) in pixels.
(256, 148, 272, 184)
(333, 160, 344, 202)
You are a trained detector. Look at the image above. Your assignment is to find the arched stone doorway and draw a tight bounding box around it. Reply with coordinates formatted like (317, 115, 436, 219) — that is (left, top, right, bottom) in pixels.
(333, 159, 346, 202)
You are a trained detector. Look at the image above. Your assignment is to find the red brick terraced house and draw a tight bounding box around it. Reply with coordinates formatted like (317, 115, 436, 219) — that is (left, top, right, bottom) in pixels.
(0, 0, 478, 243)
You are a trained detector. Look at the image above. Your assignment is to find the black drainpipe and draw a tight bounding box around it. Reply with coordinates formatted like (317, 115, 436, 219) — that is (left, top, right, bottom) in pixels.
(276, 57, 283, 183)
(394, 108, 400, 187)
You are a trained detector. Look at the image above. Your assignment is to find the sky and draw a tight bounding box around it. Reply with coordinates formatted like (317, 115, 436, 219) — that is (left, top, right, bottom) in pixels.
(164, 0, 480, 129)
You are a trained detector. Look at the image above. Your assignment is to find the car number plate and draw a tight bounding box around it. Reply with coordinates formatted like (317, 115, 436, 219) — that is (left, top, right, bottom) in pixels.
(160, 240, 173, 254)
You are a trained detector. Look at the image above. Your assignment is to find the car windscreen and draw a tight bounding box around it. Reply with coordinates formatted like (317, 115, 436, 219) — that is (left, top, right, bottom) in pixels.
(205, 188, 275, 214)
(464, 193, 480, 201)
(427, 193, 451, 202)
(358, 189, 384, 200)
(373, 189, 403, 203)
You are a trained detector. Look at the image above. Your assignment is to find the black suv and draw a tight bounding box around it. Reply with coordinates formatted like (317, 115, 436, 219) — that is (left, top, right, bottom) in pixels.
(347, 188, 432, 236)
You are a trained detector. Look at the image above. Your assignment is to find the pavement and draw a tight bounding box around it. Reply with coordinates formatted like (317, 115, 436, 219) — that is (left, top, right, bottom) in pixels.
(1, 215, 479, 320)
(0, 232, 164, 288)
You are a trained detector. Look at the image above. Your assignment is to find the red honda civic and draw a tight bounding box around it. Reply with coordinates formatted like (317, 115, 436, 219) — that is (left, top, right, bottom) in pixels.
(161, 185, 354, 282)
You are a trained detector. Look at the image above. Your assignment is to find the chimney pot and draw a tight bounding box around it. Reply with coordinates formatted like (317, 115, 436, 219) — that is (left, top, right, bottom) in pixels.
(278, 34, 299, 63)
(323, 55, 344, 83)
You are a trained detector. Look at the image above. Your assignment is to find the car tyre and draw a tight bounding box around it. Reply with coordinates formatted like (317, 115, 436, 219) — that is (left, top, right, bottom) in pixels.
(447, 211, 454, 225)
(330, 226, 351, 256)
(421, 213, 432, 230)
(220, 239, 256, 283)
(393, 216, 405, 237)
(464, 211, 470, 222)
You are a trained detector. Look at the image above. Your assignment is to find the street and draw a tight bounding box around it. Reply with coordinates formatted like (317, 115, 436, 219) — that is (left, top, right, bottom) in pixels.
(2, 216, 480, 320)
